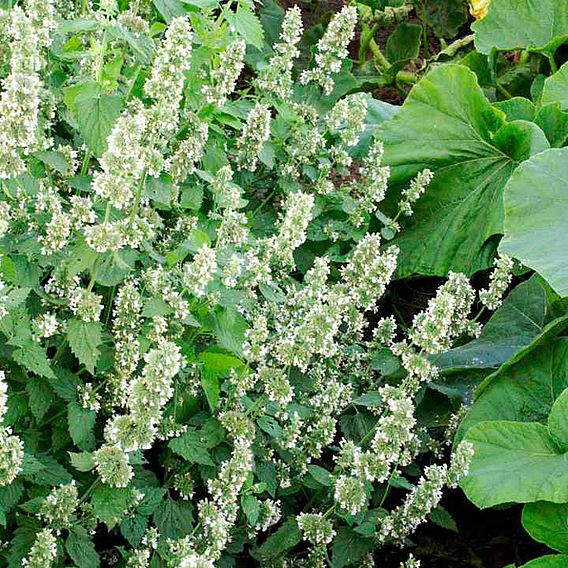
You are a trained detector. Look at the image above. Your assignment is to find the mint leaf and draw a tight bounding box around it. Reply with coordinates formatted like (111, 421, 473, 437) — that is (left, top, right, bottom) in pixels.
(68, 319, 103, 375)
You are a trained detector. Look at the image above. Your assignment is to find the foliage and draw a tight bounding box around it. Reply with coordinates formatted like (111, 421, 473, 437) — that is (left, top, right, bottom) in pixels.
(0, 0, 567, 565)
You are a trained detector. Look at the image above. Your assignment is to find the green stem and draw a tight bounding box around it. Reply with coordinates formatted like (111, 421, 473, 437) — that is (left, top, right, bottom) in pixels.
(128, 170, 147, 228)
(80, 150, 91, 176)
(358, 22, 378, 65)
(547, 52, 558, 74)
(95, 29, 108, 84)
(496, 80, 513, 100)
(80, 478, 101, 504)
(368, 38, 391, 71)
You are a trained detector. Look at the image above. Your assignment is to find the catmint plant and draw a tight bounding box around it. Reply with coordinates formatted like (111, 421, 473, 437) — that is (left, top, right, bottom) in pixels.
(0, 1, 518, 566)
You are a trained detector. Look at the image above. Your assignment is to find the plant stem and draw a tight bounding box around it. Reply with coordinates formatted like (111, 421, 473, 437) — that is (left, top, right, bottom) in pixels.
(547, 52, 558, 74)
(368, 38, 391, 71)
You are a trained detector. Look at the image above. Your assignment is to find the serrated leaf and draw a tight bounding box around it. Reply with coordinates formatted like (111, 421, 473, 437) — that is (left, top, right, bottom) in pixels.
(429, 506, 458, 533)
(153, 496, 194, 539)
(228, 6, 264, 50)
(331, 527, 373, 568)
(67, 319, 103, 374)
(65, 80, 122, 157)
(69, 451, 96, 472)
(307, 465, 331, 487)
(91, 485, 135, 528)
(12, 340, 56, 380)
(66, 526, 100, 568)
(25, 378, 53, 422)
(255, 518, 301, 562)
(169, 428, 214, 466)
(68, 402, 96, 450)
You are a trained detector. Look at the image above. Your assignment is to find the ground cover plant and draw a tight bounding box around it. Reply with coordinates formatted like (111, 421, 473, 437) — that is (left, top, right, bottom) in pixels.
(0, 0, 567, 566)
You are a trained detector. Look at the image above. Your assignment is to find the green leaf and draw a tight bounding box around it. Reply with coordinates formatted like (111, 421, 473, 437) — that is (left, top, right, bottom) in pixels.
(331, 527, 374, 568)
(120, 514, 147, 547)
(548, 387, 568, 451)
(386, 21, 421, 63)
(69, 451, 95, 472)
(458, 338, 568, 439)
(65, 80, 122, 157)
(429, 506, 458, 533)
(242, 494, 260, 525)
(542, 62, 568, 111)
(492, 120, 549, 163)
(107, 24, 155, 64)
(68, 402, 96, 450)
(12, 339, 56, 380)
(198, 351, 244, 411)
(91, 485, 136, 528)
(461, 421, 568, 508)
(472, 0, 568, 55)
(494, 97, 536, 122)
(501, 147, 568, 296)
(66, 525, 100, 568)
(426, 0, 468, 38)
(307, 465, 331, 487)
(153, 496, 194, 539)
(535, 103, 568, 148)
(67, 319, 103, 374)
(523, 502, 568, 554)
(168, 428, 214, 466)
(25, 378, 53, 422)
(437, 277, 547, 371)
(521, 556, 568, 568)
(254, 518, 301, 562)
(377, 64, 536, 277)
(96, 249, 138, 286)
(228, 6, 264, 50)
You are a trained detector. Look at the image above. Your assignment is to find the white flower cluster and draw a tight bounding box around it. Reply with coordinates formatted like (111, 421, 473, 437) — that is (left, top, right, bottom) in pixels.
(256, 6, 303, 99)
(0, 370, 24, 487)
(479, 255, 513, 310)
(39, 481, 79, 527)
(95, 339, 182, 487)
(377, 441, 474, 544)
(408, 272, 476, 354)
(90, 16, 194, 243)
(0, 0, 55, 179)
(398, 169, 434, 217)
(236, 103, 271, 171)
(300, 6, 358, 94)
(297, 512, 336, 545)
(202, 39, 246, 106)
(167, 116, 209, 182)
(23, 528, 58, 568)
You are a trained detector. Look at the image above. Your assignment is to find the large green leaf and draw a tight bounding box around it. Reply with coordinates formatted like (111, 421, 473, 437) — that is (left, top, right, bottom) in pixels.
(543, 63, 568, 111)
(437, 277, 547, 372)
(472, 0, 568, 55)
(461, 421, 568, 508)
(378, 64, 547, 277)
(522, 501, 568, 554)
(458, 338, 568, 438)
(500, 147, 568, 296)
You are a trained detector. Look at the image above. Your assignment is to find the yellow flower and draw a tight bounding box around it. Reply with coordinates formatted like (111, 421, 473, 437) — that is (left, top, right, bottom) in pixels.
(469, 0, 491, 19)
